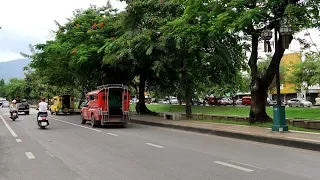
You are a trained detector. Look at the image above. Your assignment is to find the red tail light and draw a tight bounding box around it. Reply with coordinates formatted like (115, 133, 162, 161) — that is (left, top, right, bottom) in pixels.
(42, 117, 47, 121)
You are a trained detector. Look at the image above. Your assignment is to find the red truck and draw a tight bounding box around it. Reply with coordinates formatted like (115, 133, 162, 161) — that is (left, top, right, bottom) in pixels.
(80, 84, 131, 127)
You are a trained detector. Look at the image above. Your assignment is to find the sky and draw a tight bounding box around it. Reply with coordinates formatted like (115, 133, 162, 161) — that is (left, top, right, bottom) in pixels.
(0, 0, 126, 62)
(0, 0, 319, 62)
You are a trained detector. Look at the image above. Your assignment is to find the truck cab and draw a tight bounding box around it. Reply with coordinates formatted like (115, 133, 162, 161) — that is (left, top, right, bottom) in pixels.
(81, 84, 130, 127)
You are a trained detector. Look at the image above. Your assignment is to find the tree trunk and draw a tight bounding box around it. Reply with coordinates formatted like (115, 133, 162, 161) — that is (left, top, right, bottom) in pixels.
(248, 34, 272, 123)
(181, 63, 192, 118)
(249, 78, 272, 123)
(136, 73, 153, 114)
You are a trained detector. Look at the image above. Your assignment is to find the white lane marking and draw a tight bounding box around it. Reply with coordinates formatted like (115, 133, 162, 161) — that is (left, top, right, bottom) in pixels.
(49, 117, 101, 132)
(287, 137, 320, 143)
(46, 151, 55, 158)
(229, 160, 265, 170)
(107, 133, 119, 136)
(16, 139, 22, 142)
(145, 143, 165, 148)
(25, 152, 35, 159)
(214, 161, 254, 172)
(0, 115, 18, 137)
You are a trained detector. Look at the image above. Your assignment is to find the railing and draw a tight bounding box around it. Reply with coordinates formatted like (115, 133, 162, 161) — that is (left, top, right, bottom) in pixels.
(97, 84, 128, 89)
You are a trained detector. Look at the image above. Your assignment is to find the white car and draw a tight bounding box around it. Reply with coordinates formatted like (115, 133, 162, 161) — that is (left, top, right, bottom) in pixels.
(236, 99, 242, 105)
(1, 101, 9, 108)
(287, 98, 312, 107)
(170, 97, 178, 104)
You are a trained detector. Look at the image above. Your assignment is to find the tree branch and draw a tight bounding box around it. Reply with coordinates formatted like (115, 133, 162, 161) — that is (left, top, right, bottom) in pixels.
(262, 34, 293, 87)
(248, 34, 259, 78)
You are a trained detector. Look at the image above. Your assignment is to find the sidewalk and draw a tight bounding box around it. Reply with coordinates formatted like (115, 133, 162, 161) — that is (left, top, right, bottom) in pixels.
(131, 115, 320, 152)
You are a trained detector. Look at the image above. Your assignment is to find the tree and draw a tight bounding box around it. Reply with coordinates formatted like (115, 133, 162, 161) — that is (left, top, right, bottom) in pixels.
(210, 0, 320, 123)
(289, 52, 320, 89)
(101, 0, 184, 114)
(0, 79, 5, 97)
(159, 0, 246, 117)
(25, 4, 130, 107)
(3, 78, 27, 100)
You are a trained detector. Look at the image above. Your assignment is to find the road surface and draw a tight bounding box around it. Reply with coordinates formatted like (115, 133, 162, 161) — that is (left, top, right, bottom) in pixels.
(0, 108, 319, 180)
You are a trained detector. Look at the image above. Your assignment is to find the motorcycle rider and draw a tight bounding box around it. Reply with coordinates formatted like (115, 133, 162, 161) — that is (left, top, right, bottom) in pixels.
(37, 98, 48, 121)
(9, 100, 18, 118)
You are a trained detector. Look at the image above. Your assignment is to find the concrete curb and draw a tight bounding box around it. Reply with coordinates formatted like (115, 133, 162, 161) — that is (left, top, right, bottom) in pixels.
(131, 119, 320, 152)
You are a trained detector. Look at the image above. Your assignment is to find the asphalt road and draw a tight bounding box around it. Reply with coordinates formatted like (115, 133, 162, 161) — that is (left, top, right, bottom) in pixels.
(0, 108, 319, 180)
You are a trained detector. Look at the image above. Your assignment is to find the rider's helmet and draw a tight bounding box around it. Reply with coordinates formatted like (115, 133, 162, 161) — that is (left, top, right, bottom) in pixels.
(12, 100, 16, 104)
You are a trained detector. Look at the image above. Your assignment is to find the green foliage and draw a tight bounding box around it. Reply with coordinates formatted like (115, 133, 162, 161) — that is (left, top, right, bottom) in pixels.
(26, 5, 130, 94)
(2, 78, 27, 100)
(257, 55, 287, 91)
(160, 0, 246, 99)
(288, 52, 320, 89)
(0, 79, 6, 97)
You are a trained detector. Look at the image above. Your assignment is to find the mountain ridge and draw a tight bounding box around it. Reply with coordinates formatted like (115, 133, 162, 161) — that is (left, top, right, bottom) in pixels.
(0, 59, 31, 82)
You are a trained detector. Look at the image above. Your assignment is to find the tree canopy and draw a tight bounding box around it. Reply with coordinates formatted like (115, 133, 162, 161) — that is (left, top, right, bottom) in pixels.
(17, 0, 319, 118)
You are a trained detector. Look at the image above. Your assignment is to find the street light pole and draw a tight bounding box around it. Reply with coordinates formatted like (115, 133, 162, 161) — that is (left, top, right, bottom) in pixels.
(271, 22, 293, 132)
(275, 28, 281, 106)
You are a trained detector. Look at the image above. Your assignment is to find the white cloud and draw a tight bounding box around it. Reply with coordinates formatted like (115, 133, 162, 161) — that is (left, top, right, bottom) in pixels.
(0, 50, 23, 62)
(0, 0, 126, 62)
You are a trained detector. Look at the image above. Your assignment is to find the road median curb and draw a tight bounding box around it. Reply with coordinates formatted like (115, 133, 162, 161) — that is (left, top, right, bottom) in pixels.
(131, 119, 320, 152)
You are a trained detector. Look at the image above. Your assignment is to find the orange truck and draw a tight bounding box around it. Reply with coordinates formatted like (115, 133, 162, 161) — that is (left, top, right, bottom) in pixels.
(80, 84, 131, 127)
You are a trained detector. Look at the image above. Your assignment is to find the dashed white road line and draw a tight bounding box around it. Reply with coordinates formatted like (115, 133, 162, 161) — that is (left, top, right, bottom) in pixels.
(46, 151, 55, 158)
(145, 143, 165, 148)
(107, 133, 119, 136)
(16, 139, 22, 142)
(0, 115, 18, 137)
(214, 161, 254, 172)
(25, 152, 35, 159)
(229, 160, 265, 170)
(49, 117, 101, 132)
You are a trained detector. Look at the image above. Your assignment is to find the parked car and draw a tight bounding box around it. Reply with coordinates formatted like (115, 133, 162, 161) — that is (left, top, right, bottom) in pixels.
(219, 98, 233, 106)
(287, 98, 312, 107)
(236, 99, 242, 105)
(192, 98, 206, 105)
(170, 96, 179, 104)
(1, 101, 9, 108)
(207, 97, 215, 106)
(242, 96, 251, 106)
(159, 98, 170, 104)
(267, 98, 277, 106)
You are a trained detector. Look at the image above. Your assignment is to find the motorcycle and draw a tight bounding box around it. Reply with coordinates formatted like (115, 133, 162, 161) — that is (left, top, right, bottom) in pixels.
(37, 114, 49, 129)
(11, 111, 18, 121)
